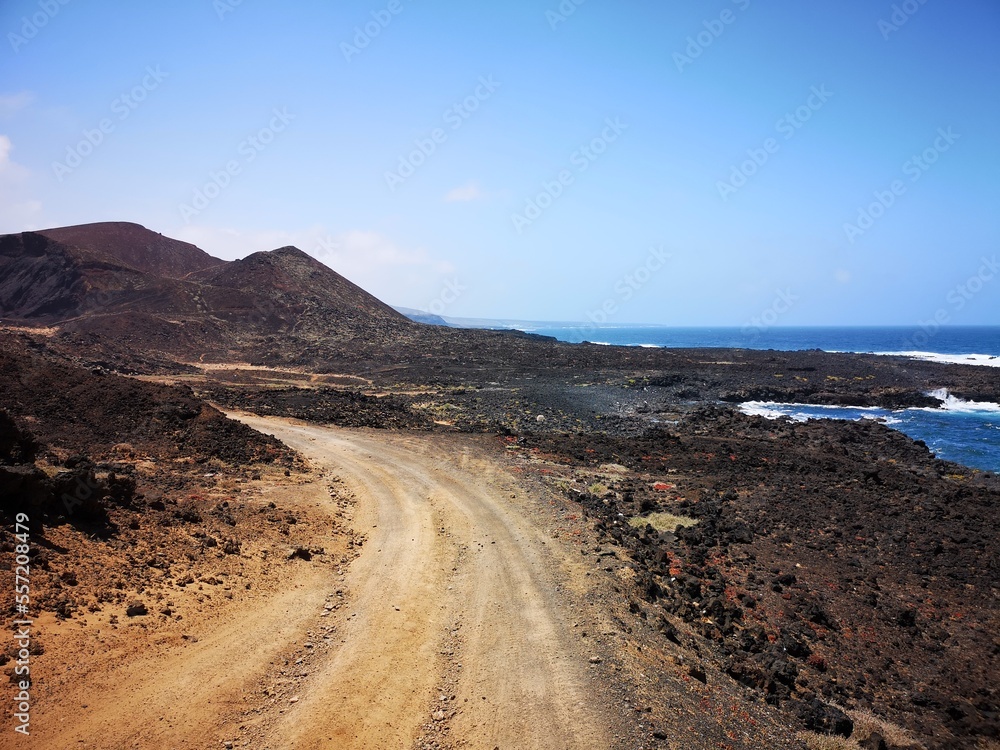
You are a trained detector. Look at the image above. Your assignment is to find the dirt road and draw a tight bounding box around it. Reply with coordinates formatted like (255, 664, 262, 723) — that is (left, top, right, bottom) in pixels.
(243, 417, 611, 749)
(31, 417, 613, 749)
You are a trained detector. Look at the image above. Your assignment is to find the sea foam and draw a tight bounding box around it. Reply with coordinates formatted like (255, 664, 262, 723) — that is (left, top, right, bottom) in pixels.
(922, 389, 1000, 414)
(874, 351, 1000, 368)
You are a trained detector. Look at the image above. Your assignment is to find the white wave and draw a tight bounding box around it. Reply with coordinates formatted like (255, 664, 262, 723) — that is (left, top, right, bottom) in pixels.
(740, 401, 907, 426)
(856, 413, 904, 425)
(636, 343, 661, 348)
(872, 351, 1000, 368)
(739, 402, 808, 421)
(919, 389, 1000, 414)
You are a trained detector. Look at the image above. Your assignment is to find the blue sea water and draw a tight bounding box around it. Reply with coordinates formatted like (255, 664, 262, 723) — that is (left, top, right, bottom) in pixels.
(516, 325, 1000, 473)
(741, 395, 1000, 475)
(526, 324, 1000, 359)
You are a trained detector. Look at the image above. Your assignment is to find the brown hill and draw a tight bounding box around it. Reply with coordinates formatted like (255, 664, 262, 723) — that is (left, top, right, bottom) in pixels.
(38, 221, 222, 279)
(202, 245, 406, 332)
(0, 222, 413, 364)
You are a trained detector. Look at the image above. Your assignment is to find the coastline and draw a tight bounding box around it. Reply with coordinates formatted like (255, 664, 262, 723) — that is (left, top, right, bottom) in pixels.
(4, 324, 999, 748)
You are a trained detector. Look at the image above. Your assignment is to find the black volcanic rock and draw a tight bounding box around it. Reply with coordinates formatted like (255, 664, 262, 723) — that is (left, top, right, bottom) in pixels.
(518, 412, 1000, 748)
(0, 333, 288, 464)
(0, 410, 39, 465)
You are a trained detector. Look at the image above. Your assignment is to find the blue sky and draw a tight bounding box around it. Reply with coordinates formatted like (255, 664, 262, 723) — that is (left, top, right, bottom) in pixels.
(1, 0, 998, 326)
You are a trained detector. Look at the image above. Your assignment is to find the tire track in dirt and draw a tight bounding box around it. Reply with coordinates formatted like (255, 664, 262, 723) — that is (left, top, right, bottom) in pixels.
(239, 418, 611, 750)
(26, 418, 612, 749)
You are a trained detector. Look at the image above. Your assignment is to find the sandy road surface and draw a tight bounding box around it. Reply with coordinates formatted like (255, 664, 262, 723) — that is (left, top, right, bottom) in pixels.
(241, 417, 610, 749)
(29, 417, 612, 749)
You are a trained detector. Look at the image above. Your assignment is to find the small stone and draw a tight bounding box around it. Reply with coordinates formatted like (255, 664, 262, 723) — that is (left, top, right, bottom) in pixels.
(589, 656, 602, 664)
(432, 710, 446, 721)
(126, 601, 148, 617)
(289, 696, 299, 704)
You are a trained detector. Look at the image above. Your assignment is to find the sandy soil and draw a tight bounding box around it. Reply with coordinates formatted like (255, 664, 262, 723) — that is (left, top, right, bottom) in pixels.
(239, 416, 612, 750)
(18, 417, 614, 749)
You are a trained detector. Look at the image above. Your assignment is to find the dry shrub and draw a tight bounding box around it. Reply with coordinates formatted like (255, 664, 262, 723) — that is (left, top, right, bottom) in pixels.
(797, 732, 857, 750)
(628, 511, 698, 532)
(846, 707, 925, 749)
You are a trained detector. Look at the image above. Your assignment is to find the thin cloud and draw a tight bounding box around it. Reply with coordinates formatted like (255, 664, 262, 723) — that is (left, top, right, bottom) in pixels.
(0, 134, 31, 180)
(0, 92, 34, 119)
(0, 135, 12, 168)
(444, 182, 483, 203)
(0, 134, 41, 230)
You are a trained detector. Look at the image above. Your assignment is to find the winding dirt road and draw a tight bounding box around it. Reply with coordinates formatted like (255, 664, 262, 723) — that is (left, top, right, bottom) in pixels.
(243, 417, 611, 749)
(31, 417, 613, 749)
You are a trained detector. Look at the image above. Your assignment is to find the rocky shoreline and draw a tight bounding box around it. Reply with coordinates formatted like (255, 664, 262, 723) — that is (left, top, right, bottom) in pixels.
(3, 329, 998, 748)
(508, 410, 998, 748)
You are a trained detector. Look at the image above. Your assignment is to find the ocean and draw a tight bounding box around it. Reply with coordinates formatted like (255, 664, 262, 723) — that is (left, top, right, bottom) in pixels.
(524, 324, 1000, 361)
(515, 325, 1000, 473)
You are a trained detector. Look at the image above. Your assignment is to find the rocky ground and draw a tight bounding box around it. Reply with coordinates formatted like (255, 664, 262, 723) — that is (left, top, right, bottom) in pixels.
(0, 334, 367, 749)
(2, 328, 998, 749)
(503, 410, 999, 749)
(181, 360, 999, 749)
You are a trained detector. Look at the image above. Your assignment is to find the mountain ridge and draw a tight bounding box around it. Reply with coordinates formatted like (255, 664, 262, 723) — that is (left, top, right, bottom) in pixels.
(0, 222, 413, 361)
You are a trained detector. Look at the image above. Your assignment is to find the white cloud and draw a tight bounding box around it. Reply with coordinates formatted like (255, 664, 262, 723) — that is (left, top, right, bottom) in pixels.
(0, 134, 32, 180)
(0, 134, 42, 231)
(0, 199, 42, 231)
(444, 181, 483, 203)
(0, 92, 34, 119)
